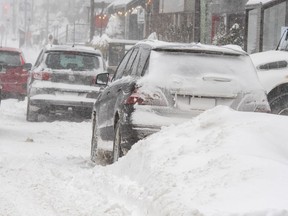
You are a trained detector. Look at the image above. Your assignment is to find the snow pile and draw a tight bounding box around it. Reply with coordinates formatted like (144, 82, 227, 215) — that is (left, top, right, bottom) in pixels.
(111, 106, 288, 216)
(1, 99, 288, 216)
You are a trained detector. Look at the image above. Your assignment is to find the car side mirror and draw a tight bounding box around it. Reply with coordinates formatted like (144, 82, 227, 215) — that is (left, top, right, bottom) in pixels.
(95, 73, 109, 86)
(23, 63, 32, 70)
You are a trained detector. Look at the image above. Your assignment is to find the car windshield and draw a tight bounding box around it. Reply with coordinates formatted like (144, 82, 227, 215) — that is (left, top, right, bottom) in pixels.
(0, 51, 21, 66)
(45, 52, 100, 71)
(145, 50, 263, 93)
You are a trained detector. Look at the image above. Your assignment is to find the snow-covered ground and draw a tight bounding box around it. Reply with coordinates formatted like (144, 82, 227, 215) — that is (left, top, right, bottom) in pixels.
(1, 98, 288, 216)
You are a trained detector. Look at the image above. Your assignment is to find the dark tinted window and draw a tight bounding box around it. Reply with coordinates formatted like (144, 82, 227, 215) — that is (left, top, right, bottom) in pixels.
(46, 52, 100, 71)
(114, 49, 133, 80)
(259, 61, 288, 70)
(123, 48, 139, 77)
(0, 51, 21, 66)
(132, 48, 150, 76)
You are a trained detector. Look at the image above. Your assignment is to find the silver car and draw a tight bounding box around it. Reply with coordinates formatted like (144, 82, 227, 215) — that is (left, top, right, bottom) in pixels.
(27, 45, 105, 121)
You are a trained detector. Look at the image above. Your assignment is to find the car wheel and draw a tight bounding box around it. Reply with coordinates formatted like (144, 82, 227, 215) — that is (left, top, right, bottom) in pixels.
(113, 120, 124, 163)
(90, 113, 99, 162)
(26, 99, 38, 122)
(269, 93, 288, 115)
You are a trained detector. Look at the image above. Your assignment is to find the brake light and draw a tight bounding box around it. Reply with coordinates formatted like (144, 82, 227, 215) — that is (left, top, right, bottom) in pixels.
(125, 93, 144, 105)
(33, 72, 50, 81)
(124, 88, 168, 106)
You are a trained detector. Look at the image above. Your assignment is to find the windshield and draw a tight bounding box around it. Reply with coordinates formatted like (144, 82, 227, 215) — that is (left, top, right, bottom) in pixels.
(0, 51, 21, 66)
(145, 51, 262, 93)
(45, 52, 100, 71)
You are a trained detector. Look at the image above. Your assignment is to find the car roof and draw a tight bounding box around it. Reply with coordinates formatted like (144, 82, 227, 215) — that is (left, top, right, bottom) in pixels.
(0, 47, 22, 53)
(44, 45, 102, 56)
(135, 40, 248, 56)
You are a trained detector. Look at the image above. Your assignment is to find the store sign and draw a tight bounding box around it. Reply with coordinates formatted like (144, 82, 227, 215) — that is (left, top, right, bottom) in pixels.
(137, 7, 145, 24)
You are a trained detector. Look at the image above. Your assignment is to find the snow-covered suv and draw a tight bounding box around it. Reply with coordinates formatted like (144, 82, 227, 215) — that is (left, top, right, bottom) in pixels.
(250, 29, 288, 115)
(90, 40, 270, 163)
(27, 45, 105, 121)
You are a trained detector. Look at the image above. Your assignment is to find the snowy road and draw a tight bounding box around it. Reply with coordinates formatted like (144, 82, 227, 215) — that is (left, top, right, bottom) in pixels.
(0, 99, 148, 216)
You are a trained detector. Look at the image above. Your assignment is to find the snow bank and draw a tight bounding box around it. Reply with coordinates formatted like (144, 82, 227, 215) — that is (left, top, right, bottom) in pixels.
(110, 106, 288, 216)
(1, 98, 288, 216)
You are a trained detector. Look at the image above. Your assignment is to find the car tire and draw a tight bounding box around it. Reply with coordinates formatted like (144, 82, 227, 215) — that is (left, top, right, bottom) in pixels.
(269, 93, 288, 115)
(113, 120, 124, 163)
(26, 99, 38, 122)
(90, 113, 99, 162)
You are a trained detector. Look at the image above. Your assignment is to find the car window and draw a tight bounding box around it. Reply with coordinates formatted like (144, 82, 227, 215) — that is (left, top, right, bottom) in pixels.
(132, 48, 150, 77)
(45, 52, 100, 71)
(122, 48, 139, 77)
(0, 51, 21, 66)
(114, 49, 133, 80)
(34, 50, 45, 68)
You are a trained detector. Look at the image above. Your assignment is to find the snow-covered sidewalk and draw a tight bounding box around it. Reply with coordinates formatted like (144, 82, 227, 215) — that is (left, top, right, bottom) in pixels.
(1, 99, 288, 216)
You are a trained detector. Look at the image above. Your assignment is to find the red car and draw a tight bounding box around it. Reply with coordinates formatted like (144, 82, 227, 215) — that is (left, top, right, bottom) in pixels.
(0, 47, 32, 99)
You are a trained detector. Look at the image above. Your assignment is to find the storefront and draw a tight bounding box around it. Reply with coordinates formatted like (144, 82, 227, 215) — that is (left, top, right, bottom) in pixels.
(244, 0, 288, 53)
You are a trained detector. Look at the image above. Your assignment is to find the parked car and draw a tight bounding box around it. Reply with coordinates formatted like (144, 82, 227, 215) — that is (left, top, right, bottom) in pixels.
(90, 40, 270, 163)
(27, 45, 106, 121)
(0, 47, 32, 99)
(250, 29, 288, 115)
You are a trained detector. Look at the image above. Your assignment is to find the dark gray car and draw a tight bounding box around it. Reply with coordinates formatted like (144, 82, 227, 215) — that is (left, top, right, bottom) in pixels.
(91, 40, 270, 163)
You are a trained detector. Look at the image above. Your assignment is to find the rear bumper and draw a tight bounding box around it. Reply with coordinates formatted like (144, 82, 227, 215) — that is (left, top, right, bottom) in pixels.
(119, 106, 198, 149)
(29, 94, 95, 108)
(1, 82, 27, 95)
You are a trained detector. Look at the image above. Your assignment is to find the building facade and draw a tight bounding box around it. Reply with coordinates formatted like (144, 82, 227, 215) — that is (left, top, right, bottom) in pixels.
(244, 0, 288, 53)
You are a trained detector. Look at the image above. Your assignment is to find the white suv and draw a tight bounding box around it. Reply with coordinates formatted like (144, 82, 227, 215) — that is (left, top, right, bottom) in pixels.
(251, 29, 288, 115)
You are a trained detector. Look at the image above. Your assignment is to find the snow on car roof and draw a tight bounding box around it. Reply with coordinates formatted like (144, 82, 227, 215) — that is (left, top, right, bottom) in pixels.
(137, 40, 247, 56)
(45, 45, 102, 55)
(0, 47, 22, 53)
(246, 0, 274, 6)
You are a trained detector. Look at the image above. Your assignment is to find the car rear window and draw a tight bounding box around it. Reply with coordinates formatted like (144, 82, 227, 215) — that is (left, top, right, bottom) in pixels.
(0, 51, 21, 66)
(145, 50, 263, 92)
(46, 52, 100, 71)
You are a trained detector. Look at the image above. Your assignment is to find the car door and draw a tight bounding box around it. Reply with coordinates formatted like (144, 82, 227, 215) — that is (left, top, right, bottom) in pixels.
(97, 49, 136, 137)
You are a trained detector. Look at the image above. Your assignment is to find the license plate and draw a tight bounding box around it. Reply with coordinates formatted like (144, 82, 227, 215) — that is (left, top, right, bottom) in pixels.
(190, 97, 216, 110)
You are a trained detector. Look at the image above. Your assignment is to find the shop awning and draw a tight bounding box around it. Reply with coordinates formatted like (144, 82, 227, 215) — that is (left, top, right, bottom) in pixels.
(108, 0, 143, 11)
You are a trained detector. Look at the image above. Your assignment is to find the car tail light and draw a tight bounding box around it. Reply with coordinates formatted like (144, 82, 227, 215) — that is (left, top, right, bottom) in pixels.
(124, 88, 168, 106)
(33, 72, 51, 81)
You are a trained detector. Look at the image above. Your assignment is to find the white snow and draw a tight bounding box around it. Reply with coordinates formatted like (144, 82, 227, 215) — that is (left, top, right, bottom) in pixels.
(246, 0, 274, 6)
(1, 98, 288, 215)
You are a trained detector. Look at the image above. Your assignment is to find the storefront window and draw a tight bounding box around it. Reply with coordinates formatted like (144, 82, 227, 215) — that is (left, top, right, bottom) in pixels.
(263, 2, 286, 51)
(247, 9, 258, 53)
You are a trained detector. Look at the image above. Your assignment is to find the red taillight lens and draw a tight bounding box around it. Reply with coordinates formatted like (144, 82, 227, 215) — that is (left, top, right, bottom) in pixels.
(125, 93, 144, 105)
(33, 72, 50, 81)
(124, 88, 168, 106)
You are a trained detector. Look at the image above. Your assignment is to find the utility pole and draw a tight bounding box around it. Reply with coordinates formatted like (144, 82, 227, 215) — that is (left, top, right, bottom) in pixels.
(12, 0, 16, 35)
(24, 0, 27, 45)
(90, 0, 95, 41)
(194, 0, 201, 43)
(46, 0, 50, 43)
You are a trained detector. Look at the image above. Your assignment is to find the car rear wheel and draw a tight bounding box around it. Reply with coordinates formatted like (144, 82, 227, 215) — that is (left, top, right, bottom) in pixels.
(269, 93, 288, 115)
(26, 99, 38, 122)
(90, 113, 99, 162)
(113, 120, 124, 163)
